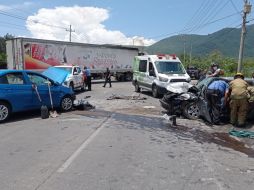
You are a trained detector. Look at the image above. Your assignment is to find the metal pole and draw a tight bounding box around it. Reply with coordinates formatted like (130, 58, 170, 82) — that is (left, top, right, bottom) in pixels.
(66, 25, 75, 42)
(189, 42, 192, 64)
(183, 35, 186, 64)
(237, 0, 251, 72)
(69, 25, 72, 42)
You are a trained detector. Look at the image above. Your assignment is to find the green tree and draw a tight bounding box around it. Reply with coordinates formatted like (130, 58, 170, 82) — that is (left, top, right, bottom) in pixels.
(0, 33, 14, 68)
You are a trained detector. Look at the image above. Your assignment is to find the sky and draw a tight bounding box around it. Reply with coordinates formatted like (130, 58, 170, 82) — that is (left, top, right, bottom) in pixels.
(0, 0, 253, 46)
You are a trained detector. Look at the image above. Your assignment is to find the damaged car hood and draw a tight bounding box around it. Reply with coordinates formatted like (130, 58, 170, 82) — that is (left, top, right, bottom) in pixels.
(166, 82, 193, 93)
(42, 67, 68, 84)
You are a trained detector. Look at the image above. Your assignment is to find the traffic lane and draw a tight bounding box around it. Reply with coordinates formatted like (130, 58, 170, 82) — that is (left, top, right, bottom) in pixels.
(0, 112, 109, 190)
(1, 82, 254, 189)
(37, 112, 254, 190)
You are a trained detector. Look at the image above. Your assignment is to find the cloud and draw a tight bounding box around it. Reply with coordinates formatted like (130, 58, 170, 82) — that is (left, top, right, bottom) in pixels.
(26, 6, 155, 46)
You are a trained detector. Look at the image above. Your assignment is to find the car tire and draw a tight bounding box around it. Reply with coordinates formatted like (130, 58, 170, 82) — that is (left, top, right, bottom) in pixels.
(134, 82, 140, 92)
(0, 101, 11, 123)
(60, 95, 73, 112)
(182, 102, 200, 119)
(152, 85, 159, 98)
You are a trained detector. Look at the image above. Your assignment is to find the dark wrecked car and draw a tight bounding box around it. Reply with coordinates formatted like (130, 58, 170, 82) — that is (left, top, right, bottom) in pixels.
(186, 66, 201, 80)
(0, 67, 75, 123)
(160, 77, 254, 123)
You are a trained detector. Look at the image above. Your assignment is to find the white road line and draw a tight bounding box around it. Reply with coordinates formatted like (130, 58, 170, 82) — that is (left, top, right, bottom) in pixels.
(57, 116, 112, 173)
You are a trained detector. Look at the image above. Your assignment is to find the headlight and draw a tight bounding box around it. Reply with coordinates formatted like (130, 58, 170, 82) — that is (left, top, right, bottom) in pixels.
(159, 76, 168, 82)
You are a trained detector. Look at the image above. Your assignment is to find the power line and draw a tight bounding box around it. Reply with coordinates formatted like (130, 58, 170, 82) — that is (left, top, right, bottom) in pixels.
(229, 0, 242, 15)
(0, 10, 69, 30)
(190, 0, 231, 33)
(144, 12, 240, 41)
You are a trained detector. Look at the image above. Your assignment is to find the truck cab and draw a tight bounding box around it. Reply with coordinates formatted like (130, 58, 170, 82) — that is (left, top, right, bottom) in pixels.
(132, 54, 191, 97)
(54, 65, 85, 91)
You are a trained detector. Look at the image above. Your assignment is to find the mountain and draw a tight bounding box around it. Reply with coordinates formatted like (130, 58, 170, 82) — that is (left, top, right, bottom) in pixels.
(145, 24, 254, 58)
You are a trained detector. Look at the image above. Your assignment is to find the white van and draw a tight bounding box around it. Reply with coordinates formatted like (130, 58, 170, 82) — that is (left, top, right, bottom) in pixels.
(132, 54, 191, 97)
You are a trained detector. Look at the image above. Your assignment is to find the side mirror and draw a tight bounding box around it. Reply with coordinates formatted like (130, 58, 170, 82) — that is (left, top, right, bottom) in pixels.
(149, 70, 155, 77)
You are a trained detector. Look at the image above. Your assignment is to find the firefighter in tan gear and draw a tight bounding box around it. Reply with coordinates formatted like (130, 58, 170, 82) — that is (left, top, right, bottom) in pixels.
(228, 73, 249, 127)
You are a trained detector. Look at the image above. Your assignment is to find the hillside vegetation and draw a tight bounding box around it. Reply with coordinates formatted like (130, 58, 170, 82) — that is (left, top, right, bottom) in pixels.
(145, 24, 254, 58)
(145, 25, 254, 77)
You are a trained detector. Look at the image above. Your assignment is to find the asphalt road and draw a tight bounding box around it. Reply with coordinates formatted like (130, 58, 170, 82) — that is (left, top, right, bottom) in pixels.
(0, 81, 254, 190)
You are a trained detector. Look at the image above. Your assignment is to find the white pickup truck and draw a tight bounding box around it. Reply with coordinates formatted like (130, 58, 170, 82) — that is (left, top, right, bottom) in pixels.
(54, 65, 85, 91)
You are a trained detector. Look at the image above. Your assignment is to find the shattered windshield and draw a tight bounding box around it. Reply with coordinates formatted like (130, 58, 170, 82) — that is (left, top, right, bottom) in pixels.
(155, 61, 185, 74)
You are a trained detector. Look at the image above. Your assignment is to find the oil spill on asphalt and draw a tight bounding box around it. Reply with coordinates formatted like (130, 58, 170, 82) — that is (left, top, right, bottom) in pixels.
(167, 125, 254, 158)
(72, 108, 254, 157)
(114, 107, 162, 116)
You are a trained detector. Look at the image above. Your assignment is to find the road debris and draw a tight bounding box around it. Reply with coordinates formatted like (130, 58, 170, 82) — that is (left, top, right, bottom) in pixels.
(162, 114, 177, 126)
(106, 94, 147, 100)
(229, 129, 254, 138)
(73, 99, 95, 110)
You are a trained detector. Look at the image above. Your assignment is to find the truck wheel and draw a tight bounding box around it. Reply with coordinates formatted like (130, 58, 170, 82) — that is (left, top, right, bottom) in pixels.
(60, 95, 73, 112)
(134, 82, 140, 92)
(182, 102, 200, 119)
(0, 101, 11, 123)
(125, 73, 133, 81)
(152, 85, 159, 98)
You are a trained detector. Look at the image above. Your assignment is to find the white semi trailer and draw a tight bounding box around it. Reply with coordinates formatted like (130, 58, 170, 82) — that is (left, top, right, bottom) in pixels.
(6, 37, 139, 81)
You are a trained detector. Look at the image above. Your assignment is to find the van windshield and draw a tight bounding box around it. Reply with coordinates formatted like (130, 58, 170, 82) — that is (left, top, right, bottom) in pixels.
(155, 61, 186, 74)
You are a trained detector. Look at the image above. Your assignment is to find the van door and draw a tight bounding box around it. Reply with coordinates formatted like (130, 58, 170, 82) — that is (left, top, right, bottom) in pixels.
(146, 61, 156, 89)
(136, 59, 148, 88)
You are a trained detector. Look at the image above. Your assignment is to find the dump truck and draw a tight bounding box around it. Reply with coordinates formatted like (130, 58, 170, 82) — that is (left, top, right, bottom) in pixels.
(6, 37, 139, 81)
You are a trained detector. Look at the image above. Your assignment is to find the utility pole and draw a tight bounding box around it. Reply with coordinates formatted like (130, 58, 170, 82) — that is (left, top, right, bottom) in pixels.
(66, 25, 75, 42)
(182, 35, 186, 64)
(237, 0, 251, 72)
(189, 41, 192, 65)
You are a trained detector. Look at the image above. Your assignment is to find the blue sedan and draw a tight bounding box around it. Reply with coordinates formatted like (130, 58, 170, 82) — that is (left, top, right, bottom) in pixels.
(0, 69, 75, 122)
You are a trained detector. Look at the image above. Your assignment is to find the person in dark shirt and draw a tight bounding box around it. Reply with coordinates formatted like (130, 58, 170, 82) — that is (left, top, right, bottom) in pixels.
(84, 66, 91, 91)
(206, 80, 229, 124)
(103, 68, 112, 88)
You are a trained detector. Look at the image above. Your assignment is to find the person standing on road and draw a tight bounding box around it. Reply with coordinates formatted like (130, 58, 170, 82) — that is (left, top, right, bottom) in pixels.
(103, 68, 112, 88)
(228, 73, 249, 127)
(206, 79, 229, 124)
(84, 66, 91, 91)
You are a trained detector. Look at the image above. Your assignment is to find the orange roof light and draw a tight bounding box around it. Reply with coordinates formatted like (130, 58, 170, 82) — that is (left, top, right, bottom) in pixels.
(157, 54, 177, 59)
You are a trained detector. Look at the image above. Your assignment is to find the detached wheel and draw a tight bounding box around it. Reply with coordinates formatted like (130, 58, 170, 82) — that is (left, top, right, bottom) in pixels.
(134, 82, 140, 92)
(60, 95, 73, 111)
(152, 85, 159, 98)
(182, 102, 200, 119)
(0, 101, 11, 123)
